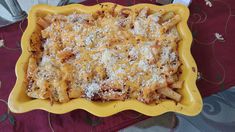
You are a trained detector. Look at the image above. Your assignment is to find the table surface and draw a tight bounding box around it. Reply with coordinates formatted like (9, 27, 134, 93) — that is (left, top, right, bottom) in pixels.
(1, 0, 235, 131)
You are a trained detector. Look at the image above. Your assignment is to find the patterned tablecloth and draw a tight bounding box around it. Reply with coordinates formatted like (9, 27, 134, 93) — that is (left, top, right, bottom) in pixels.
(0, 0, 235, 131)
(122, 87, 235, 132)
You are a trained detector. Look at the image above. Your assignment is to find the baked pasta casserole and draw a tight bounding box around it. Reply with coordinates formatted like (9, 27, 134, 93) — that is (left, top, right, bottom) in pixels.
(26, 5, 184, 104)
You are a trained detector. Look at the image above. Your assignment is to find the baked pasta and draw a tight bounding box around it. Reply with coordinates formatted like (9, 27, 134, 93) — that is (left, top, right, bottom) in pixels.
(26, 5, 184, 104)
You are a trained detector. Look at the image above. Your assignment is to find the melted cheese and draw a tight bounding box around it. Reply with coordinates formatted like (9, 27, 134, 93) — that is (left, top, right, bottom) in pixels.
(27, 6, 182, 103)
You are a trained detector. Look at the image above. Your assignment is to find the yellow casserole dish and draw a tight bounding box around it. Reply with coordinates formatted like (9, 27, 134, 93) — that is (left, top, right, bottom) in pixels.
(8, 3, 202, 117)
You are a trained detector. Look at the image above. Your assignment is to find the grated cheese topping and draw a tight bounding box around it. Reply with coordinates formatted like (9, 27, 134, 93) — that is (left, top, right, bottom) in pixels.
(160, 46, 171, 64)
(140, 44, 154, 61)
(27, 6, 182, 104)
(85, 83, 100, 98)
(138, 60, 150, 72)
(132, 18, 148, 36)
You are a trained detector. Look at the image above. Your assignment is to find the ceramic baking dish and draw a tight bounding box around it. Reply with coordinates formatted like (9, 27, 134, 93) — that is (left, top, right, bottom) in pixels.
(8, 3, 202, 117)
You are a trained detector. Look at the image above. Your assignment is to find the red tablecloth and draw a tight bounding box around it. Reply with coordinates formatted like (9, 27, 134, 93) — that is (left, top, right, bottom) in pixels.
(1, 0, 235, 131)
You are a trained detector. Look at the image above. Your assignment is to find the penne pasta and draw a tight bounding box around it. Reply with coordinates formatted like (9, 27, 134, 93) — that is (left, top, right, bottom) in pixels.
(161, 11, 174, 22)
(56, 80, 70, 103)
(26, 6, 183, 104)
(27, 57, 37, 78)
(37, 17, 50, 29)
(170, 80, 184, 89)
(161, 15, 181, 32)
(68, 88, 83, 98)
(158, 87, 181, 102)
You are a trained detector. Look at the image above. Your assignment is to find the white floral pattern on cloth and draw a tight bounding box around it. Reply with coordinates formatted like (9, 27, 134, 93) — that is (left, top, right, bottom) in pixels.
(0, 34, 20, 51)
(0, 40, 4, 48)
(0, 21, 24, 128)
(188, 0, 235, 97)
(48, 113, 54, 132)
(214, 33, 224, 41)
(205, 0, 212, 7)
